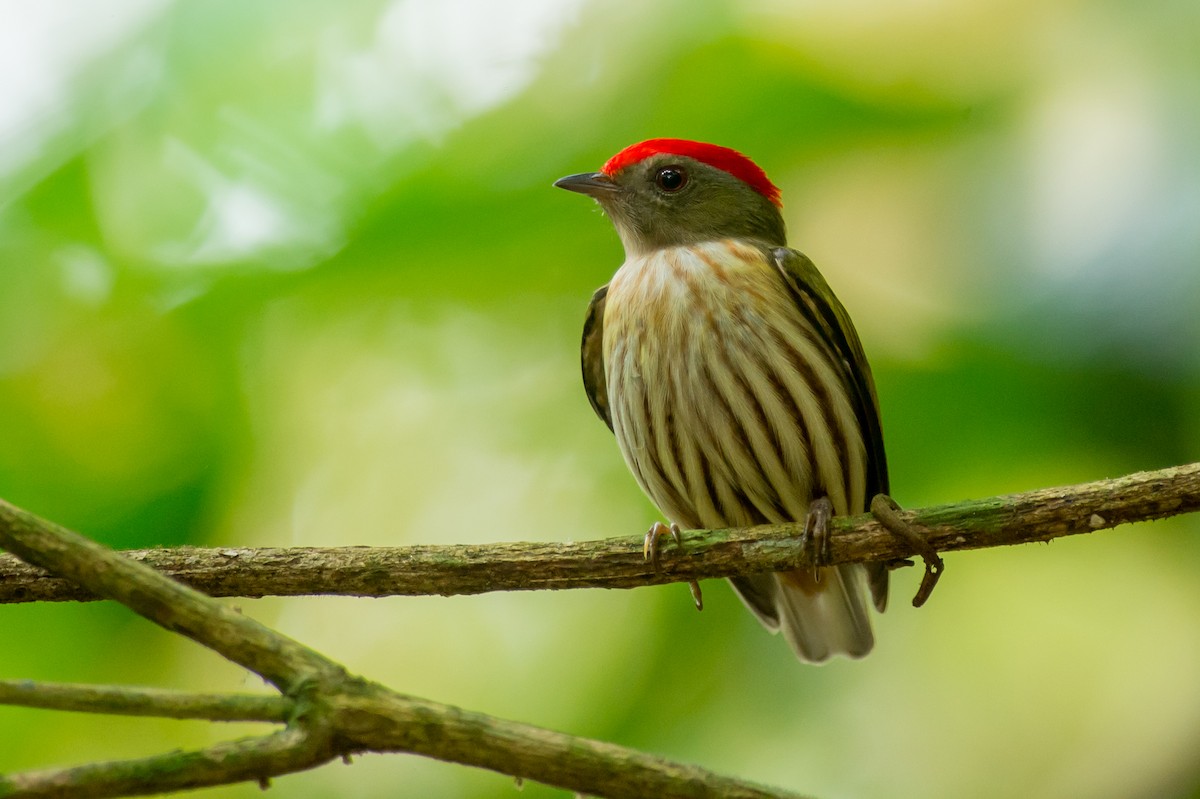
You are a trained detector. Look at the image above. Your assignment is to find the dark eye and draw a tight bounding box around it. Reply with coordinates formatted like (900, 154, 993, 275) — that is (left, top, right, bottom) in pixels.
(655, 166, 687, 193)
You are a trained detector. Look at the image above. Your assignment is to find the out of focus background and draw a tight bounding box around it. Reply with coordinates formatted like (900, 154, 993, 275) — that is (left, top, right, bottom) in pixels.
(2, 1, 1199, 797)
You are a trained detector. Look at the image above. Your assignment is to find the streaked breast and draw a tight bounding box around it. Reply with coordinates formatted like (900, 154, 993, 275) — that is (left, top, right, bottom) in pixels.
(602, 239, 866, 530)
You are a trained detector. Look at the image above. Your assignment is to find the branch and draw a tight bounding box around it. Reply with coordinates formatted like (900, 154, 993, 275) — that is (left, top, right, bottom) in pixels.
(0, 681, 290, 723)
(0, 498, 342, 692)
(1, 727, 327, 799)
(0, 463, 1195, 798)
(331, 688, 808, 799)
(0, 494, 810, 799)
(2, 463, 1197, 605)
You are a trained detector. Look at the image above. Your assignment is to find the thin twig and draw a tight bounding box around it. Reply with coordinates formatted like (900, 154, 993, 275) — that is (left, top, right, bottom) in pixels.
(2, 463, 1196, 605)
(0, 680, 291, 723)
(0, 726, 329, 799)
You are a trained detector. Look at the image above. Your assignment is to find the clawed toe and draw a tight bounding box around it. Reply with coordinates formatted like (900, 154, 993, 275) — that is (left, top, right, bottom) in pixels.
(870, 494, 944, 607)
(800, 497, 834, 581)
(642, 521, 703, 611)
(642, 521, 681, 569)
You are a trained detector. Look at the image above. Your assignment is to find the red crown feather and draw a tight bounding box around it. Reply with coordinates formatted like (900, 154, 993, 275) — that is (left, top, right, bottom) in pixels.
(601, 138, 782, 208)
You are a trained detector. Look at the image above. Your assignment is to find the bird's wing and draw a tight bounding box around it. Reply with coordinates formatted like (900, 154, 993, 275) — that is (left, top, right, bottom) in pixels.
(581, 283, 613, 431)
(771, 247, 890, 609)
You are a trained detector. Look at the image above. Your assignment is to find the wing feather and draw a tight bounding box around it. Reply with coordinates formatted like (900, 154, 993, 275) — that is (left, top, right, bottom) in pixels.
(581, 284, 612, 431)
(771, 247, 890, 610)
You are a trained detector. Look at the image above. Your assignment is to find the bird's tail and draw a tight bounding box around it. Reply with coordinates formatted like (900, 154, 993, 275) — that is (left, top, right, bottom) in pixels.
(731, 564, 875, 663)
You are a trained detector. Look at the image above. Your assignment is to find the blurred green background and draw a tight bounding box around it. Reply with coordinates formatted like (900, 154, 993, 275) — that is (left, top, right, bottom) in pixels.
(2, 0, 1199, 797)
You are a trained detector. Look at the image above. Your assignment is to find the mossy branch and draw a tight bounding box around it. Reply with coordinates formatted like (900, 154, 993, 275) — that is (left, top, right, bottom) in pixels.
(0, 681, 291, 723)
(0, 462, 1197, 798)
(2, 463, 1197, 605)
(0, 489, 816, 799)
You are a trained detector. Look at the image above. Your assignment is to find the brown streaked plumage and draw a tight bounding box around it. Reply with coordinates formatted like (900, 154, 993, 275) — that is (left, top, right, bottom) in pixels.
(557, 140, 888, 662)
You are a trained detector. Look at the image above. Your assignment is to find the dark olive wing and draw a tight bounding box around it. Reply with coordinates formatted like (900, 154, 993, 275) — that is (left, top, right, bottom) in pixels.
(771, 247, 890, 610)
(581, 284, 612, 431)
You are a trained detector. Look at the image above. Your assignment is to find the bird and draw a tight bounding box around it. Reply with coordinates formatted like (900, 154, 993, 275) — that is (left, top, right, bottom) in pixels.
(554, 138, 890, 663)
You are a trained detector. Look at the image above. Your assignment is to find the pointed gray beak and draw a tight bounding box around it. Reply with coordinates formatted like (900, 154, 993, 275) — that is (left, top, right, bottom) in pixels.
(553, 171, 619, 197)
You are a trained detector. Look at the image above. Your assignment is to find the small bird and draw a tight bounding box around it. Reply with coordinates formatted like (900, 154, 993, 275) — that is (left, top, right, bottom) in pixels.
(555, 139, 890, 662)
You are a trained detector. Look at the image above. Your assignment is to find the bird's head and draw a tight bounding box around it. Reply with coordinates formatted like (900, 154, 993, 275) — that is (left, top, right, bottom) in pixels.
(554, 138, 786, 257)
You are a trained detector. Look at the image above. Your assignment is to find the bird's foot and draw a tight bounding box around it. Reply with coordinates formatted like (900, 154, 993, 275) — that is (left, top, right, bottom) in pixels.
(800, 496, 834, 582)
(870, 494, 944, 607)
(642, 521, 682, 568)
(643, 521, 703, 611)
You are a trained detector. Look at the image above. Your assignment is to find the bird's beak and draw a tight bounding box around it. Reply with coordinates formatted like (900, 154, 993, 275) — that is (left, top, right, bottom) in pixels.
(553, 171, 619, 198)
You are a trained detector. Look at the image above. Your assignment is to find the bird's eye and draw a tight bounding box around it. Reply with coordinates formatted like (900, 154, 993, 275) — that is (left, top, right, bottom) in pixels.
(655, 166, 687, 193)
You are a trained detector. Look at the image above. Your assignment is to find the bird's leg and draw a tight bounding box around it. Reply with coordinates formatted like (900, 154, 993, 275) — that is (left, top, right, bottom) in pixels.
(800, 496, 834, 581)
(870, 494, 944, 608)
(643, 521, 703, 611)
